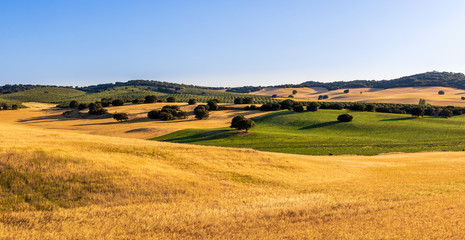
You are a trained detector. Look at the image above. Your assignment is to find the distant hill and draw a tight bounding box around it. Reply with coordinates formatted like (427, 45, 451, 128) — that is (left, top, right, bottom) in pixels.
(227, 71, 465, 92)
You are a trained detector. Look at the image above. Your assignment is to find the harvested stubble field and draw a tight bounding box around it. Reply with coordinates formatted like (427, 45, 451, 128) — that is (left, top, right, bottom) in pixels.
(1, 104, 465, 239)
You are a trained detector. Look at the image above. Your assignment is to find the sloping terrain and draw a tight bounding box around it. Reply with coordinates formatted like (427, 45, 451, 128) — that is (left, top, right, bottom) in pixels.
(251, 86, 465, 106)
(1, 108, 465, 238)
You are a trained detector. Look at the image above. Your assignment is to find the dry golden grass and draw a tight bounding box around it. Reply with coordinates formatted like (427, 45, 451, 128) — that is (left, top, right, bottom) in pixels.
(1, 107, 465, 239)
(12, 102, 267, 139)
(251, 86, 465, 106)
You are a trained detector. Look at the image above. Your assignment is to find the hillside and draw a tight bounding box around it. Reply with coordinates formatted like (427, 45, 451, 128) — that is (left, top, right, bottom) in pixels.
(251, 86, 465, 106)
(2, 108, 465, 238)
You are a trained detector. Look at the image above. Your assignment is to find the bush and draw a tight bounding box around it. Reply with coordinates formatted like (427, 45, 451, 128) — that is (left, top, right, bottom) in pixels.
(207, 100, 219, 110)
(166, 96, 176, 102)
(78, 103, 88, 110)
(230, 116, 255, 132)
(439, 109, 453, 118)
(112, 99, 124, 106)
(162, 105, 181, 111)
(365, 104, 376, 112)
(234, 98, 243, 104)
(280, 99, 295, 109)
(307, 102, 320, 111)
(337, 114, 353, 122)
(194, 106, 209, 119)
(292, 90, 297, 95)
(144, 95, 157, 103)
(159, 112, 174, 121)
(113, 113, 129, 122)
(88, 103, 108, 115)
(148, 110, 161, 119)
(343, 89, 349, 93)
(132, 99, 144, 104)
(69, 100, 79, 108)
(411, 107, 425, 118)
(188, 99, 197, 105)
(438, 90, 445, 95)
(260, 102, 281, 111)
(293, 105, 304, 112)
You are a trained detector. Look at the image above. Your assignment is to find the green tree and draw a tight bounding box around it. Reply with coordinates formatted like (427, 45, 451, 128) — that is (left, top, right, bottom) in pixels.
(144, 95, 157, 103)
(113, 112, 129, 122)
(411, 107, 425, 118)
(231, 116, 255, 132)
(438, 109, 453, 118)
(69, 100, 79, 108)
(337, 114, 353, 122)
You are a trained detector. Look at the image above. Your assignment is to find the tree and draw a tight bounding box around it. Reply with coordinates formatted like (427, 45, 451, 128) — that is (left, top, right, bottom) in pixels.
(337, 114, 353, 122)
(280, 99, 295, 109)
(288, 95, 294, 98)
(230, 116, 255, 132)
(88, 103, 108, 115)
(144, 95, 157, 103)
(11, 105, 18, 110)
(418, 99, 426, 106)
(166, 96, 176, 102)
(343, 89, 350, 93)
(113, 113, 129, 122)
(307, 102, 320, 111)
(271, 94, 278, 98)
(2, 104, 7, 110)
(69, 100, 79, 108)
(411, 107, 425, 118)
(462, 97, 465, 100)
(243, 97, 253, 104)
(292, 90, 297, 95)
(365, 104, 376, 112)
(188, 99, 197, 105)
(438, 108, 453, 118)
(132, 99, 144, 104)
(112, 99, 124, 106)
(293, 105, 304, 112)
(159, 112, 174, 120)
(207, 100, 219, 110)
(148, 110, 161, 119)
(438, 90, 445, 95)
(194, 106, 209, 119)
(234, 98, 243, 104)
(78, 103, 88, 110)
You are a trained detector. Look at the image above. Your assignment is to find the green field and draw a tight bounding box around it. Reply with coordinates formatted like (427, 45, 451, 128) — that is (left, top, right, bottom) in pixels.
(154, 109, 465, 155)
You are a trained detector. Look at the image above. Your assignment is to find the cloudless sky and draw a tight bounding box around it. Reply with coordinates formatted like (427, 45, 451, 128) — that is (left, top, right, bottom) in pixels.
(1, 0, 465, 87)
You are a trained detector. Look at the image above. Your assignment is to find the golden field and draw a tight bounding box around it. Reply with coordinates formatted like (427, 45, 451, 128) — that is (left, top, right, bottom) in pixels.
(2, 104, 465, 239)
(251, 86, 465, 106)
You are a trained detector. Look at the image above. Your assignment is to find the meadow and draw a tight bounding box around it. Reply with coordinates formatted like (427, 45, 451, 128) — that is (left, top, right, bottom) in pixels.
(2, 108, 465, 239)
(155, 109, 465, 155)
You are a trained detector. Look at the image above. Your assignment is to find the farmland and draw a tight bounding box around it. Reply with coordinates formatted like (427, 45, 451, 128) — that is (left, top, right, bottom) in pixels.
(156, 109, 465, 155)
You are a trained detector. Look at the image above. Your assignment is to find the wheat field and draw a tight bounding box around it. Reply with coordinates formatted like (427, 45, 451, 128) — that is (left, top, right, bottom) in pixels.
(251, 86, 465, 106)
(2, 106, 465, 239)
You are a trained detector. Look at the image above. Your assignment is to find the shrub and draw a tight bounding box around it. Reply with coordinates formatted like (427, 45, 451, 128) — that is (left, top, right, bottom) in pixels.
(159, 112, 174, 121)
(438, 90, 445, 95)
(112, 99, 124, 106)
(243, 97, 253, 104)
(337, 113, 353, 122)
(78, 103, 88, 110)
(280, 99, 295, 109)
(113, 112, 129, 122)
(166, 96, 176, 102)
(439, 109, 453, 118)
(132, 99, 144, 104)
(162, 105, 181, 111)
(323, 95, 329, 99)
(207, 100, 219, 110)
(69, 100, 79, 108)
(307, 102, 320, 111)
(194, 107, 209, 119)
(293, 105, 305, 112)
(188, 99, 197, 105)
(365, 104, 376, 112)
(230, 116, 255, 132)
(88, 103, 108, 115)
(411, 107, 425, 118)
(234, 98, 243, 104)
(343, 89, 349, 93)
(144, 95, 157, 103)
(260, 102, 281, 111)
(292, 90, 297, 95)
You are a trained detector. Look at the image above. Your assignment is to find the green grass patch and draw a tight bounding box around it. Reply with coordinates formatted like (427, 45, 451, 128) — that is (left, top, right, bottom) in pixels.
(154, 110, 465, 155)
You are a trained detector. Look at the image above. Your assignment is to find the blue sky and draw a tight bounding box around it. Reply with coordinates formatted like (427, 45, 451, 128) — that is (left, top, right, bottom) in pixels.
(1, 0, 465, 87)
